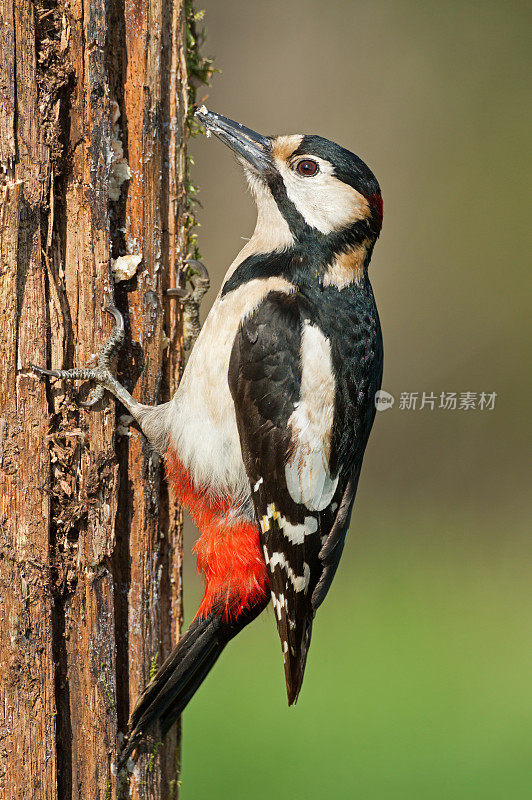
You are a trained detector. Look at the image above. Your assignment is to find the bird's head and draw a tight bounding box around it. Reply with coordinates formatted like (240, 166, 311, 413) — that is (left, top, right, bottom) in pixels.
(195, 107, 383, 285)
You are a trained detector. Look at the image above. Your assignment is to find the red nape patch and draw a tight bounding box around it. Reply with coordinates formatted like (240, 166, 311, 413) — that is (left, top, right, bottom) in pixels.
(165, 449, 269, 621)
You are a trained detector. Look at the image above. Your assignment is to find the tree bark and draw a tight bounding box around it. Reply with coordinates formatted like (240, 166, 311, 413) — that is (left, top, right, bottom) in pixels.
(0, 0, 191, 797)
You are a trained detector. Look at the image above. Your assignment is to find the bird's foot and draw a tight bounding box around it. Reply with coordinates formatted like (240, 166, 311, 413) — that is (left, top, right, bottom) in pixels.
(31, 306, 126, 408)
(167, 259, 210, 351)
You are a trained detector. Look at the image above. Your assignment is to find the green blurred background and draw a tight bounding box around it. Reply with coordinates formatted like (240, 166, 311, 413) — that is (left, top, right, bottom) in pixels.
(181, 1, 532, 796)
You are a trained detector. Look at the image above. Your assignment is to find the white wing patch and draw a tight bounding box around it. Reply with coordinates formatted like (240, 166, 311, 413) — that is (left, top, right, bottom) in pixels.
(271, 592, 287, 620)
(259, 502, 317, 543)
(263, 548, 311, 593)
(285, 322, 338, 511)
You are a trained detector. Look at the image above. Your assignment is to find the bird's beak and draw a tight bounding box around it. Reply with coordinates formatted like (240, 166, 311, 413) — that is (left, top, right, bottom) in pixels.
(195, 107, 272, 172)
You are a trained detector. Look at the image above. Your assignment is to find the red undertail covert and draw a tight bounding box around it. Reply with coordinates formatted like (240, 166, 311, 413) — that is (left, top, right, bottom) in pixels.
(165, 448, 269, 619)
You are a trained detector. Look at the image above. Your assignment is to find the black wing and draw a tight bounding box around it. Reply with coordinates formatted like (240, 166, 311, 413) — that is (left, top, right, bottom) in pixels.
(228, 291, 358, 703)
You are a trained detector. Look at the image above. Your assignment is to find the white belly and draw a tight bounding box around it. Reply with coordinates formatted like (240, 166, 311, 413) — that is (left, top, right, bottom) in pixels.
(167, 276, 294, 502)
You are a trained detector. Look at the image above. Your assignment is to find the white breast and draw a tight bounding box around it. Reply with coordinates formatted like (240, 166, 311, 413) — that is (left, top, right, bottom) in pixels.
(167, 276, 295, 503)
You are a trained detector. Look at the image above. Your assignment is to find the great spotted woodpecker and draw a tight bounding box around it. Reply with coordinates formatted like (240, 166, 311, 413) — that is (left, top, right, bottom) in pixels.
(33, 108, 383, 761)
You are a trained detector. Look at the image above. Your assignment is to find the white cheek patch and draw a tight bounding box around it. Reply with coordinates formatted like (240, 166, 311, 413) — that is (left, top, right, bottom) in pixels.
(285, 322, 339, 511)
(275, 156, 370, 234)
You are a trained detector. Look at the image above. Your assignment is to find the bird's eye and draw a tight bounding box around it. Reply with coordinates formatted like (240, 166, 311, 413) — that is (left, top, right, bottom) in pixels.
(295, 159, 319, 177)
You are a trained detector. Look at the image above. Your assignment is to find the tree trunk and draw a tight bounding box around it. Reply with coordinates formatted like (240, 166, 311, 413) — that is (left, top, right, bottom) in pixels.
(0, 0, 194, 797)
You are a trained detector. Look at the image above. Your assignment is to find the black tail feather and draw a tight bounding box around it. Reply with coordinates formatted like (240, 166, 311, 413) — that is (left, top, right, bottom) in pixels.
(119, 599, 268, 769)
(284, 614, 314, 706)
(129, 616, 222, 733)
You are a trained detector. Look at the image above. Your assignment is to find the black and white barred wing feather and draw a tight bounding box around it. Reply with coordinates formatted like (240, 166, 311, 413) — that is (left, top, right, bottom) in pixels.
(229, 291, 355, 703)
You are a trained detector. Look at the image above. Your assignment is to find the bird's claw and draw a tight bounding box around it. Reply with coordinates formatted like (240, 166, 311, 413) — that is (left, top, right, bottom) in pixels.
(166, 259, 210, 351)
(79, 384, 106, 409)
(166, 259, 210, 303)
(30, 306, 126, 405)
(96, 306, 125, 366)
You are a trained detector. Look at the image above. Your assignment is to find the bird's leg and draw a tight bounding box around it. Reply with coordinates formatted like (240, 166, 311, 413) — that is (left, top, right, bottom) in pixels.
(167, 259, 210, 351)
(31, 306, 148, 425)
